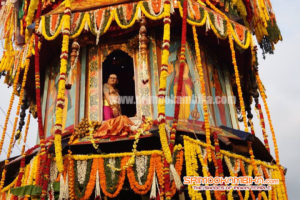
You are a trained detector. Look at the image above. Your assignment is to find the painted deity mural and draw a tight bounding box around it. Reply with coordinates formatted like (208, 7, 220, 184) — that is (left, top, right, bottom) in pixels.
(205, 51, 234, 128)
(42, 57, 80, 137)
(165, 41, 205, 122)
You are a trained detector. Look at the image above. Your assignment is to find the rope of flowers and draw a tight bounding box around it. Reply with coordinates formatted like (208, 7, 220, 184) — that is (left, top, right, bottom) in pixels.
(255, 73, 279, 164)
(191, 25, 212, 161)
(184, 136, 203, 200)
(54, 0, 72, 173)
(255, 103, 270, 152)
(153, 154, 165, 198)
(157, 0, 172, 164)
(0, 38, 24, 155)
(169, 149, 184, 197)
(34, 2, 51, 197)
(12, 114, 31, 200)
(169, 0, 187, 152)
(256, 73, 288, 199)
(0, 34, 32, 189)
(192, 23, 227, 199)
(40, 153, 51, 199)
(72, 150, 163, 160)
(210, 149, 223, 200)
(224, 156, 240, 200)
(25, 0, 38, 42)
(240, 159, 255, 200)
(67, 150, 75, 200)
(183, 135, 278, 169)
(156, 0, 173, 198)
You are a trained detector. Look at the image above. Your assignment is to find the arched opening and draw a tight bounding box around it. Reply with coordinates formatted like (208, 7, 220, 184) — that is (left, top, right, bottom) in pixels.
(102, 50, 136, 118)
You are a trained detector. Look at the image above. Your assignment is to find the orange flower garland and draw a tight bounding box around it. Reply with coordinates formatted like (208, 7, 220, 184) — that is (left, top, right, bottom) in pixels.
(170, 150, 184, 197)
(0, 56, 21, 156)
(0, 37, 32, 188)
(256, 73, 280, 164)
(192, 25, 212, 161)
(154, 155, 165, 198)
(81, 158, 98, 200)
(68, 151, 75, 200)
(98, 156, 129, 198)
(127, 154, 155, 195)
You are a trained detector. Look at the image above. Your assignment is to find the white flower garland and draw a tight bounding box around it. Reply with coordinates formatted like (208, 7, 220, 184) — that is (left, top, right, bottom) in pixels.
(136, 155, 148, 185)
(76, 160, 87, 185)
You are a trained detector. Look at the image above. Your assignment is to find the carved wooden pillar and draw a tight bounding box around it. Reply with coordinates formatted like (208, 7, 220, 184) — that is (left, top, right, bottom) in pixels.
(66, 39, 80, 89)
(138, 15, 152, 118)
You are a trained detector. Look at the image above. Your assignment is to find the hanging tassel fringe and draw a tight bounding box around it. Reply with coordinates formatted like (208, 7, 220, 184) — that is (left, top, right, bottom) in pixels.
(170, 164, 183, 191)
(95, 170, 102, 200)
(59, 174, 69, 200)
(150, 171, 157, 200)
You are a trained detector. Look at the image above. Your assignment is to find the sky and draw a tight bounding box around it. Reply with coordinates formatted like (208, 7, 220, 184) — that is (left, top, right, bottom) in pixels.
(0, 0, 299, 199)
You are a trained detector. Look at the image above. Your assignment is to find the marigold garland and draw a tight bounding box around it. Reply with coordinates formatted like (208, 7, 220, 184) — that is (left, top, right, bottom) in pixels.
(54, 0, 71, 173)
(170, 149, 184, 197)
(11, 114, 31, 200)
(192, 25, 212, 161)
(0, 55, 22, 156)
(25, 0, 39, 42)
(154, 154, 165, 198)
(183, 136, 278, 169)
(255, 73, 279, 164)
(0, 37, 32, 189)
(184, 136, 203, 200)
(256, 72, 288, 199)
(170, 0, 188, 151)
(255, 104, 270, 152)
(156, 0, 173, 164)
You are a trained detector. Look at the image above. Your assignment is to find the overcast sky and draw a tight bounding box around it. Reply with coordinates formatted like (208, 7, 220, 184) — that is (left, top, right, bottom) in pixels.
(0, 0, 299, 198)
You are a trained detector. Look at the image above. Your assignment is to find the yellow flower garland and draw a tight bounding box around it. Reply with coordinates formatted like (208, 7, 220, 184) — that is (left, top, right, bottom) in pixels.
(184, 138, 203, 200)
(54, 0, 71, 173)
(255, 73, 279, 164)
(0, 52, 31, 188)
(183, 135, 278, 170)
(119, 118, 153, 170)
(157, 0, 173, 164)
(21, 114, 31, 155)
(0, 60, 20, 155)
(41, 16, 63, 41)
(25, 0, 39, 42)
(72, 150, 163, 160)
(192, 25, 212, 162)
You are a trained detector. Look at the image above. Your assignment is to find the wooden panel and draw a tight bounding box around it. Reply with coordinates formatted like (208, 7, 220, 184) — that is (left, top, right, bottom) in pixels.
(79, 47, 87, 121)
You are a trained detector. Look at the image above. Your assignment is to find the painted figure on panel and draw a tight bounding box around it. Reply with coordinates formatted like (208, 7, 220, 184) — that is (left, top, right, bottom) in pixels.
(166, 58, 194, 120)
(209, 63, 232, 127)
(45, 63, 75, 137)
